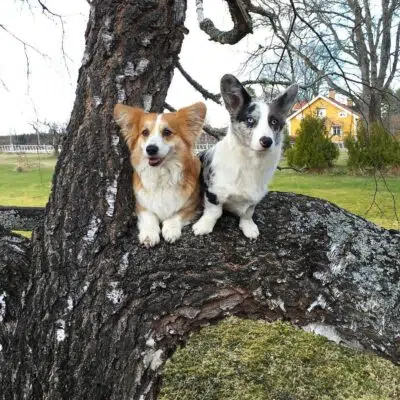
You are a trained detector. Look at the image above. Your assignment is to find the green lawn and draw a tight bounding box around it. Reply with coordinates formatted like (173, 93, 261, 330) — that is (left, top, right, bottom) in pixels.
(0, 153, 54, 207)
(270, 170, 400, 230)
(0, 152, 399, 229)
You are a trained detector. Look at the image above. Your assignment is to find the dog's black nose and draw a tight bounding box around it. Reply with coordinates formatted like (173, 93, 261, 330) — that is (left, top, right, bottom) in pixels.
(146, 144, 159, 156)
(259, 136, 273, 148)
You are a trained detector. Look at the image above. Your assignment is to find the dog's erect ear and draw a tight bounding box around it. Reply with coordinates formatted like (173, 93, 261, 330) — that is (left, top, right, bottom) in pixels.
(114, 104, 144, 142)
(177, 102, 207, 137)
(271, 84, 299, 116)
(220, 74, 251, 117)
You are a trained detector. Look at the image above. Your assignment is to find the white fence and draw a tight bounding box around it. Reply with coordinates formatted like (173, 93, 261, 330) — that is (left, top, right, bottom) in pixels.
(0, 145, 55, 153)
(195, 143, 214, 153)
(0, 144, 214, 155)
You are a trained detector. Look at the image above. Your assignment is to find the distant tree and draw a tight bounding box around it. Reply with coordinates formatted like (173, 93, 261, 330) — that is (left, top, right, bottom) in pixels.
(243, 0, 400, 125)
(382, 88, 400, 136)
(345, 122, 400, 170)
(30, 120, 67, 155)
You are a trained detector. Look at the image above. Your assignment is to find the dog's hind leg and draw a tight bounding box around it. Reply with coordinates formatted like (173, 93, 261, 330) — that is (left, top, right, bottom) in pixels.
(239, 205, 259, 239)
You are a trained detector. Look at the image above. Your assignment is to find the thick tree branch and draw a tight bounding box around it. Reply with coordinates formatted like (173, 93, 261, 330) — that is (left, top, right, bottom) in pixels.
(0, 206, 45, 231)
(202, 124, 227, 139)
(196, 0, 253, 44)
(0, 228, 31, 345)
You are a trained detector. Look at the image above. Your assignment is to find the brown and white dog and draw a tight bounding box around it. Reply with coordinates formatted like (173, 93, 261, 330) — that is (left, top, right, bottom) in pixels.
(114, 102, 206, 247)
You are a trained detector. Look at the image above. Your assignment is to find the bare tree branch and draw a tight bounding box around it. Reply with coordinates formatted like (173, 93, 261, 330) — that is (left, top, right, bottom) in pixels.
(176, 61, 221, 104)
(0, 77, 9, 92)
(0, 23, 48, 58)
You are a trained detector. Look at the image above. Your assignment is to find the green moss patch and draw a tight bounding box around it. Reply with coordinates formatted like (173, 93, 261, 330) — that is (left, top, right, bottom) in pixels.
(160, 318, 400, 400)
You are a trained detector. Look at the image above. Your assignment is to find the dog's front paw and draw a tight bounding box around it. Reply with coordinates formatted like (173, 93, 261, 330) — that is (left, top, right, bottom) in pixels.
(162, 222, 182, 243)
(239, 219, 259, 239)
(193, 217, 215, 236)
(138, 229, 160, 248)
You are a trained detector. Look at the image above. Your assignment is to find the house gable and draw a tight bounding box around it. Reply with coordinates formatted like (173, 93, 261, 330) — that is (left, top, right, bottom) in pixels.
(288, 95, 360, 121)
(287, 95, 360, 140)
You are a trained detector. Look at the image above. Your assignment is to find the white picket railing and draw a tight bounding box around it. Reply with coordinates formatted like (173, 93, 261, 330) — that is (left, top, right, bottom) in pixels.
(0, 145, 55, 153)
(194, 143, 214, 153)
(0, 143, 214, 155)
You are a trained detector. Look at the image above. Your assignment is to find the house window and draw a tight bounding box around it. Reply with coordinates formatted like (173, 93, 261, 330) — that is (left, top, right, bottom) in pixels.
(332, 125, 342, 136)
(339, 111, 347, 117)
(316, 108, 326, 118)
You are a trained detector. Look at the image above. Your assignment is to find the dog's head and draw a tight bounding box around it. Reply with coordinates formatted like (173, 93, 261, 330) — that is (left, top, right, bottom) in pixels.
(114, 102, 206, 168)
(220, 74, 298, 152)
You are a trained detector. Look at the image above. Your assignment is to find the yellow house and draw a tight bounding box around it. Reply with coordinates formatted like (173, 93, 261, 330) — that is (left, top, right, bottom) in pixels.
(287, 91, 360, 148)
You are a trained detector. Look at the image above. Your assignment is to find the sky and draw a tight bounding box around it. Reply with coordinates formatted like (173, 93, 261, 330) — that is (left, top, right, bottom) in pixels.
(0, 0, 265, 136)
(1, 1, 398, 136)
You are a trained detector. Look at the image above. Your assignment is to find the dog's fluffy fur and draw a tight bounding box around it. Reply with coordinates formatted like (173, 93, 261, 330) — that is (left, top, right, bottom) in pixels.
(114, 102, 206, 247)
(193, 74, 298, 239)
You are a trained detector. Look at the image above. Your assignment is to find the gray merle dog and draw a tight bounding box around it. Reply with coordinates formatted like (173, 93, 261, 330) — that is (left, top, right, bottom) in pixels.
(193, 74, 298, 239)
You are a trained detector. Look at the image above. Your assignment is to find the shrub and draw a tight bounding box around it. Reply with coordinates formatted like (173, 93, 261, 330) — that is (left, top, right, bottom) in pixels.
(282, 130, 292, 154)
(286, 115, 339, 170)
(345, 122, 400, 170)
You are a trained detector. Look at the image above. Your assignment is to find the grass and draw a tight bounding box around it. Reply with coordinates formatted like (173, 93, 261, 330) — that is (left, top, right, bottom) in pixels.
(270, 170, 400, 230)
(0, 152, 398, 229)
(1, 152, 399, 399)
(0, 153, 54, 207)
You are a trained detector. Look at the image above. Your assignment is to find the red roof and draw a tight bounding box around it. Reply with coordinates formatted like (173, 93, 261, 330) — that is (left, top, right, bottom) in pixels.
(292, 100, 308, 111)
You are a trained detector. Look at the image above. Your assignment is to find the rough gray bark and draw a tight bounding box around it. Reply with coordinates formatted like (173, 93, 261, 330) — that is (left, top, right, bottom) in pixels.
(1, 192, 399, 399)
(0, 1, 399, 399)
(0, 206, 44, 231)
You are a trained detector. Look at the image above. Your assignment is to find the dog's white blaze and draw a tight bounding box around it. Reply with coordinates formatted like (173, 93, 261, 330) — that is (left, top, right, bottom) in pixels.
(142, 114, 172, 159)
(250, 102, 273, 151)
(211, 132, 282, 213)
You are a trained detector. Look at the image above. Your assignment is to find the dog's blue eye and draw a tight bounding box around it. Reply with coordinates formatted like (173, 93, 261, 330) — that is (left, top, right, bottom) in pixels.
(163, 128, 172, 137)
(247, 117, 255, 127)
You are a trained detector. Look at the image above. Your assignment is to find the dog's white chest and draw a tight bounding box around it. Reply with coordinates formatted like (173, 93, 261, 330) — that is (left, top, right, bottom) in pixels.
(135, 162, 185, 221)
(211, 139, 281, 214)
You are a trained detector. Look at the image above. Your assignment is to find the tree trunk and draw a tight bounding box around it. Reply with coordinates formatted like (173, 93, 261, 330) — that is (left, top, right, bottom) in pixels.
(361, 86, 382, 124)
(0, 1, 399, 399)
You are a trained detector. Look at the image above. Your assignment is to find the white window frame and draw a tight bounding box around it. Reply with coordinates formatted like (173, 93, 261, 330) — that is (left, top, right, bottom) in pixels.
(332, 125, 343, 136)
(339, 111, 347, 117)
(316, 108, 326, 118)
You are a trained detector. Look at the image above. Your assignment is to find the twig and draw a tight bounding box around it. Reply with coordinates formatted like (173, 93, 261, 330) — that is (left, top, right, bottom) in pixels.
(176, 61, 221, 104)
(276, 165, 305, 172)
(164, 102, 227, 140)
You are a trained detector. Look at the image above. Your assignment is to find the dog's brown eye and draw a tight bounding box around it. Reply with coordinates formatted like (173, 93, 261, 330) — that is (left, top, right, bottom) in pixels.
(163, 128, 172, 137)
(142, 129, 149, 137)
